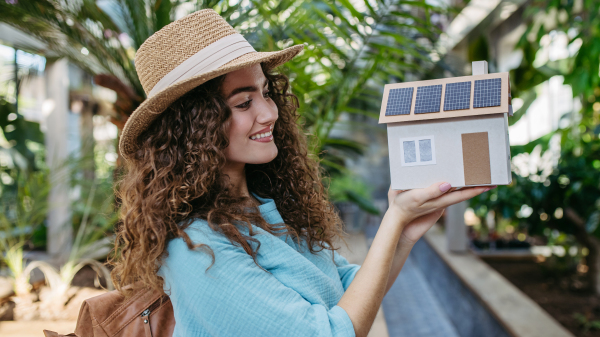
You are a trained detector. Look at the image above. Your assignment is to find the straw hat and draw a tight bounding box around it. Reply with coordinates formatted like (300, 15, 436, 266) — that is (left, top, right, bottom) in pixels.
(119, 9, 304, 160)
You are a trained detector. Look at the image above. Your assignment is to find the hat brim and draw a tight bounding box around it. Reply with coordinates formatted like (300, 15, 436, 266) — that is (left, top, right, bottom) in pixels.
(119, 44, 304, 160)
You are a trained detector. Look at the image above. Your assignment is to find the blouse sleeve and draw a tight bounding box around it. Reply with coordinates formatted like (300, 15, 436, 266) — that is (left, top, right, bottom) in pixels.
(333, 250, 362, 291)
(160, 222, 356, 337)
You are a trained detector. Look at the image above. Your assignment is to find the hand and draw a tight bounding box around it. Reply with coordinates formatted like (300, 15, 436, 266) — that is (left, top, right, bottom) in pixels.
(387, 183, 495, 243)
(399, 208, 445, 245)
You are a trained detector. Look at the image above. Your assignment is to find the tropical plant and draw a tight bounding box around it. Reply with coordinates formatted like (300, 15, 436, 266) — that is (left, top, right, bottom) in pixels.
(0, 97, 45, 172)
(0, 96, 47, 321)
(14, 176, 117, 320)
(0, 152, 119, 320)
(0, 167, 49, 320)
(0, 103, 118, 318)
(470, 0, 600, 294)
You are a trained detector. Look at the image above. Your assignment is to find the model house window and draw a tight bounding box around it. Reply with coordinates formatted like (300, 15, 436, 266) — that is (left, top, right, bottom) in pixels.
(399, 136, 436, 166)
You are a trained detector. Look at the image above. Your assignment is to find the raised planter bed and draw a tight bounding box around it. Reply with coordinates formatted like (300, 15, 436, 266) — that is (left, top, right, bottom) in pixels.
(420, 225, 573, 337)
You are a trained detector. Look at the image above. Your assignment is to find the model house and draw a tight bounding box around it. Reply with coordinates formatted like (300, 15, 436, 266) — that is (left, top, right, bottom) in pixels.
(380, 72, 513, 190)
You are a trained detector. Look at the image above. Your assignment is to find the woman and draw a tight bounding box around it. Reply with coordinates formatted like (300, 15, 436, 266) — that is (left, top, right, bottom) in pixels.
(111, 9, 493, 337)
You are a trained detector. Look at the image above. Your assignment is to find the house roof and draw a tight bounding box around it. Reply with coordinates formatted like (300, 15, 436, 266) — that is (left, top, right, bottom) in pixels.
(379, 72, 511, 124)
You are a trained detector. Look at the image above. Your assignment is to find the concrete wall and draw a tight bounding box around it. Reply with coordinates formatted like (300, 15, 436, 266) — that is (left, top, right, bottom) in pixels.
(411, 238, 512, 337)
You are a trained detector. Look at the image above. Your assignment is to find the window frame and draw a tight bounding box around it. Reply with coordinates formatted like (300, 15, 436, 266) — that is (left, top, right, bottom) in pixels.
(399, 135, 437, 167)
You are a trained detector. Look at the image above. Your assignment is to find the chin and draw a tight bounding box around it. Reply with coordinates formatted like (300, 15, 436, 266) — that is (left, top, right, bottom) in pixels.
(240, 144, 279, 165)
(254, 146, 278, 164)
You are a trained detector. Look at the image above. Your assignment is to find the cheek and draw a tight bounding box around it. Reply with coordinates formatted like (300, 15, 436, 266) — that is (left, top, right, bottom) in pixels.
(227, 113, 252, 142)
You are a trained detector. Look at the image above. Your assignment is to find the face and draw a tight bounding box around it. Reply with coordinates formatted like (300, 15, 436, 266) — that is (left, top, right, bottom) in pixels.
(221, 64, 278, 166)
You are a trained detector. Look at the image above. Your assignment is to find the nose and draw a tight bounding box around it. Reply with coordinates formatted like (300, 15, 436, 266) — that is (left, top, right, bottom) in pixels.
(255, 95, 278, 124)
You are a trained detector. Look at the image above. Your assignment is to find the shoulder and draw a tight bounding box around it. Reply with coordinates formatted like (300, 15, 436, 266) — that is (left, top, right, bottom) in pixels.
(161, 219, 247, 275)
(159, 219, 247, 288)
(165, 218, 237, 257)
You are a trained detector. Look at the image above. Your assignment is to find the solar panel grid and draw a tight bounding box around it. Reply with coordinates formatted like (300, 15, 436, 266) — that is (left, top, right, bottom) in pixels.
(385, 87, 414, 116)
(474, 78, 502, 108)
(414, 84, 442, 114)
(443, 81, 471, 111)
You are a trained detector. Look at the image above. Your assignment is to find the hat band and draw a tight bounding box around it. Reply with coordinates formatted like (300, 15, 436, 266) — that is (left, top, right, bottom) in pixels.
(148, 33, 256, 97)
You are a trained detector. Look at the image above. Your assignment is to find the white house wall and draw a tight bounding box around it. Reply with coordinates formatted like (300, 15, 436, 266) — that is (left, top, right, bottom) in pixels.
(387, 113, 511, 190)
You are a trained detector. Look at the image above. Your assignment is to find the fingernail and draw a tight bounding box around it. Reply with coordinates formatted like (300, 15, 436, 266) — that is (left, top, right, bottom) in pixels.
(439, 182, 451, 192)
(484, 185, 497, 192)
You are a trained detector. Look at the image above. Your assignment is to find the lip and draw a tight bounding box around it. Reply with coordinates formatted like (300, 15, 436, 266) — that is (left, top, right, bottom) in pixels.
(251, 134, 274, 143)
(249, 124, 273, 138)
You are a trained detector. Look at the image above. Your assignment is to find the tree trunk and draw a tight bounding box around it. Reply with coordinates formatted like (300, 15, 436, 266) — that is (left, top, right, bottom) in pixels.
(565, 207, 600, 294)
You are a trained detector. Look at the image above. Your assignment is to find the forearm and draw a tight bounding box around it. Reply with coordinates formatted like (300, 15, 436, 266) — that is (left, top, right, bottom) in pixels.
(337, 207, 406, 337)
(384, 235, 415, 295)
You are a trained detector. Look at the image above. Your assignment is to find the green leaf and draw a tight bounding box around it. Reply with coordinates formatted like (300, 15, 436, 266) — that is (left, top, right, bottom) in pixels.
(154, 0, 173, 31)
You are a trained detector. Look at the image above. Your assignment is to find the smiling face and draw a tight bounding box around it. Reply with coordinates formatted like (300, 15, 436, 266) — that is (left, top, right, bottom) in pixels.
(221, 64, 279, 167)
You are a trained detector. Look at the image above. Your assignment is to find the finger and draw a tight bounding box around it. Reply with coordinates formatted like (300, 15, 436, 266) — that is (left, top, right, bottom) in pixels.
(415, 207, 446, 224)
(416, 182, 452, 204)
(428, 185, 494, 209)
(429, 208, 445, 220)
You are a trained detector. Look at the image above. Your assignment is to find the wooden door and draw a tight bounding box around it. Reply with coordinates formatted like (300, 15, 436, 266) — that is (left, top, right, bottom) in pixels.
(461, 132, 491, 185)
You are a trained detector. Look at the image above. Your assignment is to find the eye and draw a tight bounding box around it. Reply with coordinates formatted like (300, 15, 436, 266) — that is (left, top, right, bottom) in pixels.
(235, 99, 252, 109)
(263, 91, 271, 99)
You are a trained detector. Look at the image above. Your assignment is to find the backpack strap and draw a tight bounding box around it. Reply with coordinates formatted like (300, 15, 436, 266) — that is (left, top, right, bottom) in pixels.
(43, 330, 77, 337)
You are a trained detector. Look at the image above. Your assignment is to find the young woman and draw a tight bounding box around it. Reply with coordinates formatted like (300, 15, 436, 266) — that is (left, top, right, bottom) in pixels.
(111, 9, 493, 337)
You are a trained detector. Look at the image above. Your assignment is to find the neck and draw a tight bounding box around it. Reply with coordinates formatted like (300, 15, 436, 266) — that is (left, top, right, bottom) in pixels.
(222, 161, 251, 199)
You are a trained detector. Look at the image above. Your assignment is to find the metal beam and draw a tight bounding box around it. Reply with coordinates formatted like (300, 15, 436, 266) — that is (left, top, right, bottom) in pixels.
(436, 0, 526, 56)
(0, 23, 49, 54)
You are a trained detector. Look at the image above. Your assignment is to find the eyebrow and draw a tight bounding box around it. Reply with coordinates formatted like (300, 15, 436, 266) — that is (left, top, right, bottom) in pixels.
(226, 78, 269, 100)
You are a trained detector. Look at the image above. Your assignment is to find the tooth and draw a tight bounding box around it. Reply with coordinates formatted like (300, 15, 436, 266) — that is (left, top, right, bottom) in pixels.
(267, 131, 272, 136)
(251, 136, 256, 140)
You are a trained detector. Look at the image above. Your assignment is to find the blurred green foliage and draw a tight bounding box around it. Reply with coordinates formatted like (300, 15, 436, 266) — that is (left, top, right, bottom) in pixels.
(0, 96, 48, 251)
(470, 0, 600, 293)
(328, 173, 379, 215)
(573, 312, 600, 334)
(0, 98, 44, 171)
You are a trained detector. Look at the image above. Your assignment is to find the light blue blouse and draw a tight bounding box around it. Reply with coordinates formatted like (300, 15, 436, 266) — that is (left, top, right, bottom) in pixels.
(159, 195, 361, 337)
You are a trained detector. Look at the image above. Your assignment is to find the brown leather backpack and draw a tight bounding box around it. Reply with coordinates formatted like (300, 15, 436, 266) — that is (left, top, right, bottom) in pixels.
(43, 286, 175, 337)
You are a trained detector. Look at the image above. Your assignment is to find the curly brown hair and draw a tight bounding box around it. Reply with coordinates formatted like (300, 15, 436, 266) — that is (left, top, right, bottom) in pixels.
(110, 64, 347, 295)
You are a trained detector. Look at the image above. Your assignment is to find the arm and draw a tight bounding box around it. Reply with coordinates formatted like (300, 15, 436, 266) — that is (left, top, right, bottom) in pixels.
(383, 206, 446, 295)
(337, 183, 493, 337)
(383, 235, 415, 295)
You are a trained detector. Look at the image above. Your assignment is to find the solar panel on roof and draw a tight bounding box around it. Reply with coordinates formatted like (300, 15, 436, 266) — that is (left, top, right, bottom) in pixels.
(443, 81, 471, 111)
(385, 87, 414, 116)
(473, 78, 501, 108)
(414, 84, 442, 114)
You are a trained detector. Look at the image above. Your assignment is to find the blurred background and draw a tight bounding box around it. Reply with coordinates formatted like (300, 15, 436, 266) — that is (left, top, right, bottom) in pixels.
(0, 0, 598, 336)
